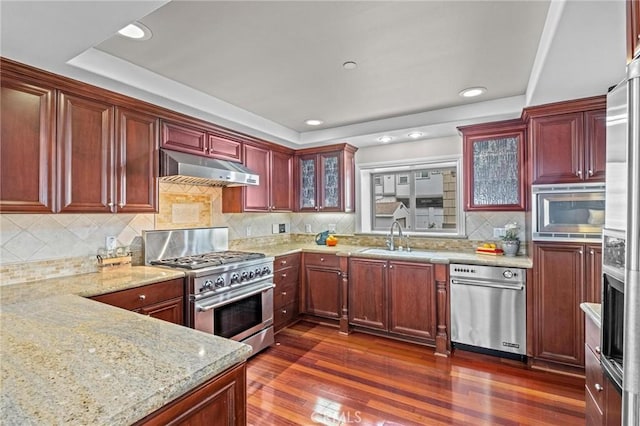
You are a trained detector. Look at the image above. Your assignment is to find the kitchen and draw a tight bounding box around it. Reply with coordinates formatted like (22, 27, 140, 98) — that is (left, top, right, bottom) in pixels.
(0, 0, 637, 425)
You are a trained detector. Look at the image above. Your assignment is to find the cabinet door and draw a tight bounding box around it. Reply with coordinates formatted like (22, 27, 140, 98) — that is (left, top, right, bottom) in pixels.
(388, 261, 436, 339)
(161, 121, 207, 155)
(116, 108, 158, 213)
(137, 297, 184, 325)
(533, 243, 584, 367)
(531, 113, 584, 184)
(207, 134, 242, 162)
(242, 144, 270, 211)
(462, 124, 526, 211)
(348, 258, 387, 330)
(584, 109, 606, 182)
(0, 76, 56, 212)
(298, 154, 318, 211)
(270, 150, 294, 211)
(585, 243, 603, 303)
(319, 151, 342, 211)
(57, 92, 115, 212)
(304, 265, 341, 318)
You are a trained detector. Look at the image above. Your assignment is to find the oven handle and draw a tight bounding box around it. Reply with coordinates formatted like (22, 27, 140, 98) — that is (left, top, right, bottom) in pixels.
(196, 283, 275, 312)
(451, 278, 524, 291)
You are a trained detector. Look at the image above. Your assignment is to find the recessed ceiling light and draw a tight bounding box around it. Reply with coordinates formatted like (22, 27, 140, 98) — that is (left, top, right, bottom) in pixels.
(343, 61, 358, 70)
(378, 135, 393, 143)
(408, 131, 424, 139)
(305, 119, 324, 126)
(459, 87, 487, 98)
(118, 22, 152, 40)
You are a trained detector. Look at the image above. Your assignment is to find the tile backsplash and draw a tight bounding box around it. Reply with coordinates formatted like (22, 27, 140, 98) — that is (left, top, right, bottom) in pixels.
(0, 182, 525, 285)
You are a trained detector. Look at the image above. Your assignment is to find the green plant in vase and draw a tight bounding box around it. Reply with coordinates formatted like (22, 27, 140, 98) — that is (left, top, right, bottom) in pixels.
(501, 223, 520, 257)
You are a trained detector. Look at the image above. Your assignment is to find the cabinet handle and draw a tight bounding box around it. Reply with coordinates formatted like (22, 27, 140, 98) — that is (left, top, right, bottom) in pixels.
(595, 383, 604, 392)
(576, 170, 582, 177)
(588, 169, 593, 176)
(595, 346, 601, 354)
(138, 295, 146, 301)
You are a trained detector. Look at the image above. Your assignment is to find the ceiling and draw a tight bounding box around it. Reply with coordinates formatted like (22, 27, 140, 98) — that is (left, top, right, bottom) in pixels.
(0, 1, 627, 149)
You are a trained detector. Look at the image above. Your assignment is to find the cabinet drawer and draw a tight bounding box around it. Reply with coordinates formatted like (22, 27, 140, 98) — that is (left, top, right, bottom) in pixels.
(274, 301, 299, 331)
(585, 344, 605, 413)
(274, 279, 298, 309)
(585, 314, 602, 360)
(274, 253, 300, 272)
(91, 278, 184, 311)
(304, 253, 340, 268)
(274, 265, 299, 286)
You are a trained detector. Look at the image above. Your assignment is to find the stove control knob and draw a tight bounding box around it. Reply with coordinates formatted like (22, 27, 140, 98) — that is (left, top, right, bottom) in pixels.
(241, 271, 249, 281)
(214, 276, 225, 288)
(262, 266, 271, 275)
(254, 268, 262, 277)
(201, 280, 214, 292)
(249, 270, 255, 279)
(230, 273, 240, 283)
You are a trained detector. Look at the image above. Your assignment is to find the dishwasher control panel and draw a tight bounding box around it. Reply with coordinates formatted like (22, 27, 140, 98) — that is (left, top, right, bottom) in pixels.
(450, 264, 525, 284)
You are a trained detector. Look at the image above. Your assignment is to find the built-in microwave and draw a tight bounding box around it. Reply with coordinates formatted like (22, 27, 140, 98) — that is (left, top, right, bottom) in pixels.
(531, 183, 605, 242)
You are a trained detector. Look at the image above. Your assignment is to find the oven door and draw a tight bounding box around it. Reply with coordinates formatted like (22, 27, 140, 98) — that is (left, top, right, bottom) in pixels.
(194, 281, 274, 342)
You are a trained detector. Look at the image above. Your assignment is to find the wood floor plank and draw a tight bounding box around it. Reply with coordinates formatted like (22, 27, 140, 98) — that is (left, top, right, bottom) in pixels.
(247, 322, 585, 425)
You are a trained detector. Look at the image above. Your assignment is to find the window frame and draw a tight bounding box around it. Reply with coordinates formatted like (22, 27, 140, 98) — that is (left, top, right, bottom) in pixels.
(357, 155, 466, 237)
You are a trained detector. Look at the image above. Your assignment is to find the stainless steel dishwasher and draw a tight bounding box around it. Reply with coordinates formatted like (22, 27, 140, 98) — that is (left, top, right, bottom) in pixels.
(450, 263, 526, 358)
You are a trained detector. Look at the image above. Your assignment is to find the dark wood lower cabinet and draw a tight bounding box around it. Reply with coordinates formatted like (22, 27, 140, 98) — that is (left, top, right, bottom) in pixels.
(302, 253, 342, 319)
(348, 258, 437, 343)
(273, 253, 300, 332)
(134, 362, 246, 426)
(90, 278, 185, 326)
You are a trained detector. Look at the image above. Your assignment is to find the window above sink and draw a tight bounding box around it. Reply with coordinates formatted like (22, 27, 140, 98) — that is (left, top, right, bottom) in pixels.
(358, 156, 466, 237)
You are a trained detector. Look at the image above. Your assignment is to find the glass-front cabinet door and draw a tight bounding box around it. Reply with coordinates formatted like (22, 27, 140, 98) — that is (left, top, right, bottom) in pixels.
(299, 154, 318, 210)
(458, 119, 527, 211)
(320, 152, 341, 210)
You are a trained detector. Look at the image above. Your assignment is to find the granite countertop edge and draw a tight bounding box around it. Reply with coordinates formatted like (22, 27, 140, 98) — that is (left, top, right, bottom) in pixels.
(580, 302, 602, 328)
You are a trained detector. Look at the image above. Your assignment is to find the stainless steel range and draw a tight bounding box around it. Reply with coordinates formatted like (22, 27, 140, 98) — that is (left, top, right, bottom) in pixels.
(143, 227, 275, 356)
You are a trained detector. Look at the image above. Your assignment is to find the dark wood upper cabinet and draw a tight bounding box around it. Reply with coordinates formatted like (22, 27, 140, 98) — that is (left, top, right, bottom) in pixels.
(161, 120, 242, 162)
(525, 96, 606, 185)
(57, 92, 115, 213)
(115, 108, 158, 213)
(296, 144, 357, 213)
(458, 119, 527, 211)
(222, 144, 294, 213)
(629, 0, 640, 62)
(0, 74, 56, 213)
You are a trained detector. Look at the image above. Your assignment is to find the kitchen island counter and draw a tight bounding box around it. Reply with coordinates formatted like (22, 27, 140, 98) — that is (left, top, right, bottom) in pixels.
(1, 293, 251, 425)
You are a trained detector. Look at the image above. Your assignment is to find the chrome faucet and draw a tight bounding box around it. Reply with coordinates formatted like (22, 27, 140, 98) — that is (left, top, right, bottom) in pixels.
(387, 220, 404, 251)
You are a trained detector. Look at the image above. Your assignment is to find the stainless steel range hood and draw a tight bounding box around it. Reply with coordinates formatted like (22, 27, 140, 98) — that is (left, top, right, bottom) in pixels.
(160, 149, 259, 187)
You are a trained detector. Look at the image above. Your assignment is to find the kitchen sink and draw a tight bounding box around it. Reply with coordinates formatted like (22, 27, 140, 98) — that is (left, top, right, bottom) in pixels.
(359, 248, 446, 259)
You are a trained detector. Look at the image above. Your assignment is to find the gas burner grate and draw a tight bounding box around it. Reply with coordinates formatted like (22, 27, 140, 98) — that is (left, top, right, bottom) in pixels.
(151, 251, 265, 270)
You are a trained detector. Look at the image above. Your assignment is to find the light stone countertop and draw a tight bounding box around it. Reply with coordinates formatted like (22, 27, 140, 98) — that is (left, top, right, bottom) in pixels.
(260, 243, 533, 269)
(581, 302, 602, 328)
(0, 266, 250, 425)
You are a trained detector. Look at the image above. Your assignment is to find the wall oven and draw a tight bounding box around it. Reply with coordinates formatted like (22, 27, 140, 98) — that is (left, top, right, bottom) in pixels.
(601, 229, 626, 393)
(531, 183, 605, 241)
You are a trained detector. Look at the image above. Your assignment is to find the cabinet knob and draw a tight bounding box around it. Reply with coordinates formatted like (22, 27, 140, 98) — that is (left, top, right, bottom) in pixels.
(595, 383, 604, 392)
(118, 203, 124, 208)
(282, 291, 287, 296)
(138, 294, 146, 301)
(590, 249, 594, 255)
(595, 346, 601, 354)
(281, 260, 287, 265)
(337, 271, 341, 276)
(282, 309, 287, 314)
(107, 202, 114, 207)
(576, 170, 582, 177)
(588, 169, 593, 176)
(282, 273, 287, 278)
(383, 264, 387, 268)
(319, 206, 323, 210)
(389, 265, 393, 269)
(320, 257, 324, 262)
(579, 250, 583, 255)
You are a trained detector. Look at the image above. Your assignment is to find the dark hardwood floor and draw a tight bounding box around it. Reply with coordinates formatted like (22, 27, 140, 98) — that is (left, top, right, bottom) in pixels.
(247, 321, 585, 425)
